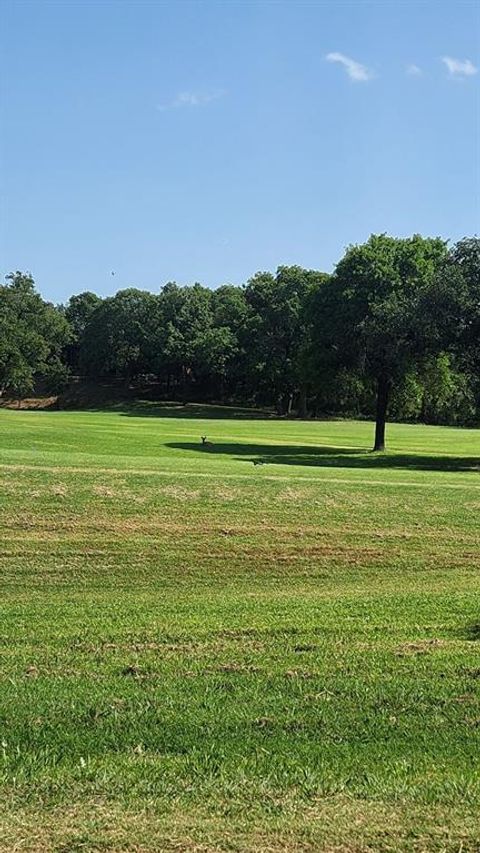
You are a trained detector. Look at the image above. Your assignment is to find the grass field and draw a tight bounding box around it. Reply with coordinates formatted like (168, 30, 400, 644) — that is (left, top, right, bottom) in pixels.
(1, 403, 479, 852)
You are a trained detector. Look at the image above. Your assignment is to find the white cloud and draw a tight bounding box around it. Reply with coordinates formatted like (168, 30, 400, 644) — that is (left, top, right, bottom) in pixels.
(157, 89, 226, 111)
(441, 56, 478, 77)
(406, 63, 422, 76)
(326, 52, 373, 82)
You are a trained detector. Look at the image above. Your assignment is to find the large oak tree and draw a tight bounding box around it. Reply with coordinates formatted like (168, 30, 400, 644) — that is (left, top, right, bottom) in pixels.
(322, 235, 448, 450)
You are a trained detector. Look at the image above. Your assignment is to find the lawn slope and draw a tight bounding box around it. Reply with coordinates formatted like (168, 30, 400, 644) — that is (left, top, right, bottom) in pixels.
(0, 407, 479, 851)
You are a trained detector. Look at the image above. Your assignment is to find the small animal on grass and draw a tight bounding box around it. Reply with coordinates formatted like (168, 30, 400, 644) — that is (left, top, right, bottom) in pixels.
(253, 460, 264, 466)
(201, 436, 213, 447)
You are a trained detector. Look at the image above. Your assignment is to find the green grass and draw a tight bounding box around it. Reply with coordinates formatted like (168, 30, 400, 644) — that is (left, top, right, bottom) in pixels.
(0, 404, 479, 851)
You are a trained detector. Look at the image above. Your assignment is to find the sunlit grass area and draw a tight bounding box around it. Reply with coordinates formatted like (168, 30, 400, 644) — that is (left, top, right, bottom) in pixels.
(0, 406, 479, 851)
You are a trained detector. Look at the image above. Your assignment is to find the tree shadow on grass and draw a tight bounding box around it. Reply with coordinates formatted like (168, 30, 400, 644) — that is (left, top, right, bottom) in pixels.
(464, 623, 480, 641)
(117, 401, 279, 420)
(166, 441, 480, 473)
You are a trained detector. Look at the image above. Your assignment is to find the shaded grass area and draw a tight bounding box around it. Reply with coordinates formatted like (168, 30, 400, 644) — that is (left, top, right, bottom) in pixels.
(168, 440, 480, 472)
(118, 400, 279, 419)
(0, 410, 479, 850)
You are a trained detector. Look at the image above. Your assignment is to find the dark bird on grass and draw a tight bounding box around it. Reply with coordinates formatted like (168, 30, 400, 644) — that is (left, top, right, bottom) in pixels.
(201, 436, 212, 446)
(253, 460, 264, 466)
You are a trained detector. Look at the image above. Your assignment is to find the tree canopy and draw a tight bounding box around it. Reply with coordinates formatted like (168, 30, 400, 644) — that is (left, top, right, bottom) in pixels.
(315, 234, 449, 449)
(0, 272, 71, 398)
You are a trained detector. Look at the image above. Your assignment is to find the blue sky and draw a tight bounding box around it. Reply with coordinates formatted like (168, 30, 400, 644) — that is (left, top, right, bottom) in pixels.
(1, 0, 479, 303)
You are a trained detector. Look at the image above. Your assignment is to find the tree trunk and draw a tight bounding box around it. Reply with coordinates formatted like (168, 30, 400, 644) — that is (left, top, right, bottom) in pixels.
(373, 375, 390, 451)
(298, 386, 307, 419)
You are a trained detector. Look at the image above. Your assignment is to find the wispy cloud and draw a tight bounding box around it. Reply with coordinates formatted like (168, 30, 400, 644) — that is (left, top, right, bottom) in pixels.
(325, 52, 373, 82)
(406, 63, 422, 77)
(157, 89, 226, 111)
(441, 56, 478, 78)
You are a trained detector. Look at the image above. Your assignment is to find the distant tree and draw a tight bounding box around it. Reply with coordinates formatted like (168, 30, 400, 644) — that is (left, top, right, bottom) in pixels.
(419, 354, 477, 425)
(191, 325, 238, 395)
(79, 288, 159, 381)
(302, 273, 362, 417)
(450, 237, 480, 374)
(210, 285, 249, 398)
(322, 235, 448, 450)
(0, 272, 71, 398)
(152, 283, 247, 399)
(63, 291, 103, 370)
(211, 285, 248, 331)
(416, 236, 480, 425)
(64, 291, 103, 339)
(155, 283, 213, 394)
(245, 266, 327, 414)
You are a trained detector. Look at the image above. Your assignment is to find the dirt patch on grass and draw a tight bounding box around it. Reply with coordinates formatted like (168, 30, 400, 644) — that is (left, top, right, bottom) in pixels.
(464, 667, 480, 679)
(210, 486, 240, 502)
(394, 639, 448, 657)
(0, 481, 69, 498)
(277, 488, 312, 503)
(92, 485, 117, 498)
(206, 663, 263, 675)
(218, 543, 388, 566)
(72, 637, 266, 658)
(25, 665, 39, 678)
(285, 669, 315, 679)
(121, 664, 144, 678)
(0, 396, 58, 410)
(159, 485, 201, 500)
(51, 484, 68, 497)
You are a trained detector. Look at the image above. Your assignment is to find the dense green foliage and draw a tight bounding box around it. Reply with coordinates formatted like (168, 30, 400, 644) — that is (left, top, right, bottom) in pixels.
(2, 235, 479, 447)
(0, 408, 479, 850)
(315, 235, 449, 449)
(0, 272, 71, 397)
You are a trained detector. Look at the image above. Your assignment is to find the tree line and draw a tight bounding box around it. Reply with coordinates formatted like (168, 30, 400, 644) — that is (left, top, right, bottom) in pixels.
(1, 234, 478, 450)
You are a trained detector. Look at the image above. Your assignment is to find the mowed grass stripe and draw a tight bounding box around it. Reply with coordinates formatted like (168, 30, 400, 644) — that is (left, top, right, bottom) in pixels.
(1, 462, 480, 490)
